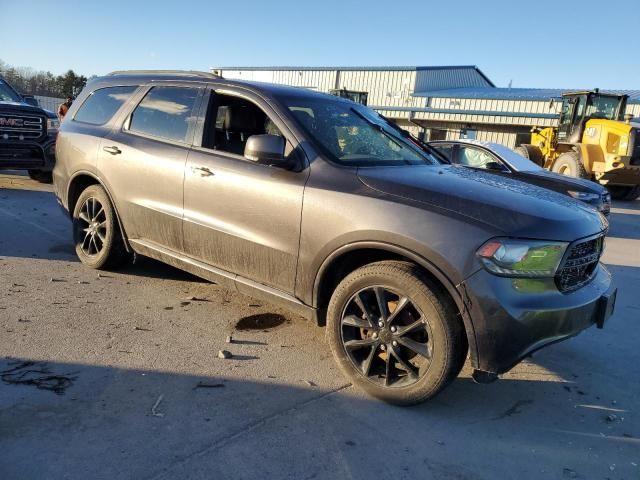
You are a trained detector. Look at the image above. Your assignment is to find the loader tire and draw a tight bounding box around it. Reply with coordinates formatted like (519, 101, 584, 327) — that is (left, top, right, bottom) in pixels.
(515, 144, 544, 167)
(552, 151, 589, 179)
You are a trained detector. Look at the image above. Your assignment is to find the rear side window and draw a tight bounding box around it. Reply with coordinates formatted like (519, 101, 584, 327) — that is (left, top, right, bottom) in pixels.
(74, 86, 138, 125)
(127, 86, 199, 143)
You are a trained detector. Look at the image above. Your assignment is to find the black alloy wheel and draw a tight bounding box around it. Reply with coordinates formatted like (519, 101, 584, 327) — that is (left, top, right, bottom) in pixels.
(340, 286, 433, 388)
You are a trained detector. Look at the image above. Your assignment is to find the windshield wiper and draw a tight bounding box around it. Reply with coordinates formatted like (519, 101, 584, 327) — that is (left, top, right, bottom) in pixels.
(377, 114, 450, 164)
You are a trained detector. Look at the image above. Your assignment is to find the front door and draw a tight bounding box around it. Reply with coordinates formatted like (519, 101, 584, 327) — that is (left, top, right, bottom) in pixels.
(182, 88, 308, 293)
(557, 95, 586, 144)
(98, 84, 202, 252)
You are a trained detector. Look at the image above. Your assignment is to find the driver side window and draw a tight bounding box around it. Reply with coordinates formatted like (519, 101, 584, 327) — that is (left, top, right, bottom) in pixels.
(201, 92, 286, 157)
(458, 146, 500, 170)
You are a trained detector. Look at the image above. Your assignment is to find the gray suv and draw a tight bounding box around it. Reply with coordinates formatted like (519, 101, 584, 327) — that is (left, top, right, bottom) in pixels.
(53, 71, 616, 405)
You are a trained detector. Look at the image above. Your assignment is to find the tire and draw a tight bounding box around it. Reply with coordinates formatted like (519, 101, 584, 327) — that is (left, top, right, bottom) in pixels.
(609, 185, 640, 201)
(27, 170, 53, 183)
(551, 151, 589, 179)
(72, 184, 128, 269)
(326, 261, 467, 405)
(515, 144, 544, 167)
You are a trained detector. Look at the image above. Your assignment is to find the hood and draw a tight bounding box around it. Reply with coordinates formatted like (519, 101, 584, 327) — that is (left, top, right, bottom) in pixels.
(515, 169, 607, 194)
(357, 164, 607, 241)
(0, 100, 48, 116)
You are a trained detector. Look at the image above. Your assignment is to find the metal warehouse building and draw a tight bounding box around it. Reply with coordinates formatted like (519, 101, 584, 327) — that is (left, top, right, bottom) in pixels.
(211, 66, 640, 149)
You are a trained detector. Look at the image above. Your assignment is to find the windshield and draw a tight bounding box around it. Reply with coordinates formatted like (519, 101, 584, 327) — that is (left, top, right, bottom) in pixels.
(586, 95, 621, 120)
(275, 93, 439, 166)
(0, 80, 22, 102)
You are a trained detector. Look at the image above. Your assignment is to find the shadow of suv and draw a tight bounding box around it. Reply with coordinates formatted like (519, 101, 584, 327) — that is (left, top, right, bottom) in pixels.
(53, 71, 616, 405)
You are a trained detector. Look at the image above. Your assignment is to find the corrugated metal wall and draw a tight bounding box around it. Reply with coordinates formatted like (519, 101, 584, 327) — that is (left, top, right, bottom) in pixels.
(337, 70, 419, 108)
(430, 97, 560, 116)
(214, 68, 640, 149)
(219, 68, 421, 108)
(628, 104, 640, 117)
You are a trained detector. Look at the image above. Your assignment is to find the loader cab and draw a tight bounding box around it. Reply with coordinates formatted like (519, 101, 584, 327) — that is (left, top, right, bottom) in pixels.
(557, 91, 628, 144)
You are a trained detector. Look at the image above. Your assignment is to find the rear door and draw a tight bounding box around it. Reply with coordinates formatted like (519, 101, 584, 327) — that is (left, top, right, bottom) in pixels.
(182, 87, 308, 293)
(98, 83, 202, 252)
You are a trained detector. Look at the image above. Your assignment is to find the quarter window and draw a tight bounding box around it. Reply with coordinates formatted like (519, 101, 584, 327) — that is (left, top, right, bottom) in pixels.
(128, 86, 199, 143)
(74, 86, 138, 125)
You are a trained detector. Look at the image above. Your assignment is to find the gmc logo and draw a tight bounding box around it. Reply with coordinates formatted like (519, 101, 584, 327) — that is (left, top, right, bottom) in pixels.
(0, 117, 23, 127)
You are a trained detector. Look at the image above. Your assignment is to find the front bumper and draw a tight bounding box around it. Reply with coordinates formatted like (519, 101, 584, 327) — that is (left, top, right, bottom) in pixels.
(460, 263, 615, 374)
(0, 137, 56, 171)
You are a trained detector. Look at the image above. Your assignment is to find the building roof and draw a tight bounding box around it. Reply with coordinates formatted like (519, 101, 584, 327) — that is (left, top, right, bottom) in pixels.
(414, 87, 640, 103)
(212, 65, 485, 72)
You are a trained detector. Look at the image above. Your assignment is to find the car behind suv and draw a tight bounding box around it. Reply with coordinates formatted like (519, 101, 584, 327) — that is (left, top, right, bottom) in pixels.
(0, 77, 59, 181)
(54, 71, 616, 405)
(428, 139, 611, 216)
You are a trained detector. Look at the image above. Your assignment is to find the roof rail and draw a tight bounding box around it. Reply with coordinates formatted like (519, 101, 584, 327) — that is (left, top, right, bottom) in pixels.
(106, 70, 221, 78)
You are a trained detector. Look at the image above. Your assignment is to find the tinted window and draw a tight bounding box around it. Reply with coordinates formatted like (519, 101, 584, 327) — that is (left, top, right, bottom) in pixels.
(74, 86, 137, 125)
(0, 80, 21, 102)
(128, 86, 199, 143)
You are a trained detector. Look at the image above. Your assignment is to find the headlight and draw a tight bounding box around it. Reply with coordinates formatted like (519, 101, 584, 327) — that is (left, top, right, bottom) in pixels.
(477, 238, 568, 277)
(567, 190, 600, 202)
(47, 117, 60, 133)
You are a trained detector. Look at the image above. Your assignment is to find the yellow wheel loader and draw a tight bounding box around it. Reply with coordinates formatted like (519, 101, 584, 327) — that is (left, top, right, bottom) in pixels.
(516, 90, 640, 200)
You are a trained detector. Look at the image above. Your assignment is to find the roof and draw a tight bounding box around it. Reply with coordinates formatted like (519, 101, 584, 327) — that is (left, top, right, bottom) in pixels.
(88, 72, 346, 100)
(414, 87, 640, 103)
(211, 65, 485, 72)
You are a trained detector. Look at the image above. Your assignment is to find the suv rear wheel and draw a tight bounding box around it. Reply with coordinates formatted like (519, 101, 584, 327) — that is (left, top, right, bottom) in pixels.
(72, 184, 128, 269)
(326, 261, 466, 405)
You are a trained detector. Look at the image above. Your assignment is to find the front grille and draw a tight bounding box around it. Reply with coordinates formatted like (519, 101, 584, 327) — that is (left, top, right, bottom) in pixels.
(0, 113, 44, 141)
(555, 235, 604, 292)
(0, 145, 44, 162)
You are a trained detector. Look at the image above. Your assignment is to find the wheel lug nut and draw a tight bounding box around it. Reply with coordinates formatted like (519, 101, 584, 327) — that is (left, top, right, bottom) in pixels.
(372, 332, 378, 339)
(378, 321, 384, 328)
(392, 340, 398, 347)
(390, 326, 397, 333)
(380, 344, 386, 351)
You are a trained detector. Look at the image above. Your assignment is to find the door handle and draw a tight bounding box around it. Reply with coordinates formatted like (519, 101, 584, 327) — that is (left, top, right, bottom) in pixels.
(192, 166, 215, 177)
(103, 146, 122, 155)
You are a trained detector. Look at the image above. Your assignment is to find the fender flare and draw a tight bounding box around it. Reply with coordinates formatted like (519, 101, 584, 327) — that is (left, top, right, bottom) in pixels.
(67, 171, 132, 252)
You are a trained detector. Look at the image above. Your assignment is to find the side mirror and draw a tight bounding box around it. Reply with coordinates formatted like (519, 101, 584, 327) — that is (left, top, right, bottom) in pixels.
(244, 134, 286, 165)
(22, 95, 39, 107)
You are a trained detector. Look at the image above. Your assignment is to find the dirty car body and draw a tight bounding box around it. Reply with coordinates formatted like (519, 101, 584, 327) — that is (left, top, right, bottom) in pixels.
(53, 71, 616, 403)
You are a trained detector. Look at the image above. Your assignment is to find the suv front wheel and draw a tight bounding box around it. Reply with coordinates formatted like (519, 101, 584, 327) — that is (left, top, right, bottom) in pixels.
(72, 184, 128, 269)
(326, 261, 466, 405)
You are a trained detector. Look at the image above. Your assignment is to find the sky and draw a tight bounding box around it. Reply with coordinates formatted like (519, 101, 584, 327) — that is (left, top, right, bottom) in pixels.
(1, 0, 638, 89)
